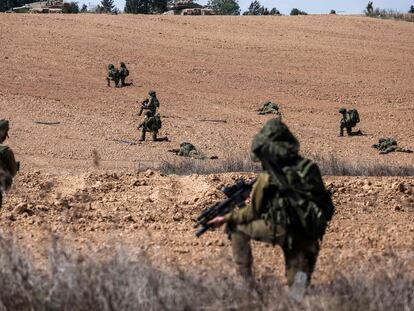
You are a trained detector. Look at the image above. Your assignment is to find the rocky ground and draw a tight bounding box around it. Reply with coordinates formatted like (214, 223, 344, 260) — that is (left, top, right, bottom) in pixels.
(0, 14, 413, 285)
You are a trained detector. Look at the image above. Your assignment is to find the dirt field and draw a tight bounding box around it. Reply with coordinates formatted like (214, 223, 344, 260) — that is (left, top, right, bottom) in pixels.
(0, 14, 413, 285)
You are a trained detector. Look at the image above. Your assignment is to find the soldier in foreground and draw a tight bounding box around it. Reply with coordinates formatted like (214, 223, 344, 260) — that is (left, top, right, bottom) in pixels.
(106, 64, 120, 87)
(339, 108, 363, 136)
(138, 90, 160, 117)
(372, 138, 412, 154)
(205, 119, 334, 298)
(119, 62, 130, 87)
(138, 112, 168, 142)
(0, 120, 19, 209)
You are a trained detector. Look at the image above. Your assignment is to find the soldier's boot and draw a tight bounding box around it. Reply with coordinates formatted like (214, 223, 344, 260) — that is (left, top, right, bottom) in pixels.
(339, 126, 344, 137)
(289, 271, 308, 302)
(139, 130, 146, 142)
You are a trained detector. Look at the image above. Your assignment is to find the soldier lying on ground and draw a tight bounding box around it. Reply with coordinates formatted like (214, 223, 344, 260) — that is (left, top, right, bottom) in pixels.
(168, 142, 218, 160)
(257, 101, 281, 117)
(372, 138, 413, 154)
(106, 64, 120, 87)
(138, 112, 168, 142)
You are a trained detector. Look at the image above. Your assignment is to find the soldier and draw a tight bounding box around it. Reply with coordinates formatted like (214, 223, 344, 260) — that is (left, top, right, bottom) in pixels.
(372, 138, 412, 154)
(339, 108, 363, 137)
(0, 120, 19, 209)
(106, 64, 120, 87)
(257, 101, 281, 117)
(138, 90, 160, 117)
(138, 112, 168, 142)
(207, 119, 334, 298)
(119, 62, 129, 87)
(169, 142, 218, 160)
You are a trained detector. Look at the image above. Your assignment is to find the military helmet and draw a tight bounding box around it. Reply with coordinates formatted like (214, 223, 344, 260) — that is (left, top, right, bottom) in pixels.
(0, 119, 9, 132)
(251, 118, 299, 163)
(148, 90, 156, 96)
(108, 64, 115, 70)
(120, 62, 126, 68)
(339, 107, 346, 114)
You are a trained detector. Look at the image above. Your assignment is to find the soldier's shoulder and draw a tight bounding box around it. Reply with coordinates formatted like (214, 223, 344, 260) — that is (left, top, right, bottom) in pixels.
(0, 144, 10, 152)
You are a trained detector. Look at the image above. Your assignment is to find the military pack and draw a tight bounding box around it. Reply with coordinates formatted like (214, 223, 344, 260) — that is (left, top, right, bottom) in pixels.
(347, 109, 360, 126)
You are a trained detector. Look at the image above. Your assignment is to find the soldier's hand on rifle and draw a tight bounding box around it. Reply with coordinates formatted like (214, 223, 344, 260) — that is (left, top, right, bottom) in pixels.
(207, 216, 226, 228)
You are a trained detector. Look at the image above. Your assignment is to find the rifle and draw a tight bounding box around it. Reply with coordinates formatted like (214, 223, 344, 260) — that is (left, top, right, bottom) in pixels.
(168, 149, 180, 154)
(138, 99, 149, 116)
(194, 178, 256, 237)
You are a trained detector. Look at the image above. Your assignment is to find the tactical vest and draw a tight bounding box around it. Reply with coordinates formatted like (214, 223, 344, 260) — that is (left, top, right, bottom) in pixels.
(262, 158, 334, 240)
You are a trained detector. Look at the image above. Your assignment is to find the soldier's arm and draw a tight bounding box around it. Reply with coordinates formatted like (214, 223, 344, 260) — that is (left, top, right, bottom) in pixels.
(223, 173, 270, 225)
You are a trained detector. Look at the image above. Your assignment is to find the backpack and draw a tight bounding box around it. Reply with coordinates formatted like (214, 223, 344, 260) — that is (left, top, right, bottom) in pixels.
(263, 158, 335, 240)
(347, 109, 360, 126)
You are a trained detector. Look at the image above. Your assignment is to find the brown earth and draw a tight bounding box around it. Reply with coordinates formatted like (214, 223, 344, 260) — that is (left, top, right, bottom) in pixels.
(0, 14, 413, 283)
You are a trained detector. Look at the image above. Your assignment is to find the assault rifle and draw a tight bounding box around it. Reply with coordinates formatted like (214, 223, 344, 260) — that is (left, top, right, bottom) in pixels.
(138, 99, 149, 116)
(194, 178, 256, 237)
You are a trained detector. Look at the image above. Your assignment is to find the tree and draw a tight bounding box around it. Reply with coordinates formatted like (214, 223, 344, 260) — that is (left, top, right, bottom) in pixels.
(409, 5, 414, 13)
(366, 1, 373, 15)
(246, 0, 261, 15)
(62, 2, 80, 13)
(80, 4, 88, 12)
(207, 0, 240, 15)
(0, 0, 34, 12)
(269, 7, 280, 15)
(290, 8, 307, 15)
(101, 0, 115, 13)
(124, 0, 168, 14)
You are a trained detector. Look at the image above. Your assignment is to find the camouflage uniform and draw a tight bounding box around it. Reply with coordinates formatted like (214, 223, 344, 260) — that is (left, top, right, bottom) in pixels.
(372, 138, 413, 154)
(257, 101, 281, 117)
(169, 142, 217, 160)
(339, 108, 362, 136)
(119, 62, 129, 86)
(106, 64, 120, 87)
(139, 91, 160, 117)
(0, 120, 19, 209)
(138, 112, 167, 142)
(223, 119, 333, 287)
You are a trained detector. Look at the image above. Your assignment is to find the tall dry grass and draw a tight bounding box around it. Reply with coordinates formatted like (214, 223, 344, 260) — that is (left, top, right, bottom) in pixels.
(0, 235, 412, 310)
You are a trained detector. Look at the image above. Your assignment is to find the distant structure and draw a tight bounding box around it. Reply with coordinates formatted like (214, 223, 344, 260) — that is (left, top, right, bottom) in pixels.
(11, 1, 65, 13)
(164, 0, 215, 15)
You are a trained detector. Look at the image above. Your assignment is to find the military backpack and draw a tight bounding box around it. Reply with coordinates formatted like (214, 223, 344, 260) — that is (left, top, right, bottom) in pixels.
(347, 109, 360, 127)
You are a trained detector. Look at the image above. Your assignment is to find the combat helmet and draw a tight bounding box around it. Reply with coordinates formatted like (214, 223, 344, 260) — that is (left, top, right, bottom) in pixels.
(108, 64, 115, 70)
(0, 120, 9, 132)
(120, 62, 126, 68)
(251, 118, 299, 164)
(338, 107, 346, 114)
(148, 90, 156, 96)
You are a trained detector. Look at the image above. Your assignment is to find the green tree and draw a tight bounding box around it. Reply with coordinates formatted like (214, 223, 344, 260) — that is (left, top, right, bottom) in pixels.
(62, 2, 80, 13)
(101, 0, 115, 13)
(409, 5, 414, 13)
(269, 7, 280, 15)
(124, 0, 167, 14)
(246, 0, 261, 15)
(80, 4, 88, 12)
(207, 0, 240, 15)
(0, 0, 34, 12)
(290, 8, 307, 15)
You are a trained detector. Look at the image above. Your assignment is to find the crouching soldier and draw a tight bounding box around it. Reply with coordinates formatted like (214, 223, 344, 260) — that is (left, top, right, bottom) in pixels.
(106, 64, 120, 87)
(0, 120, 19, 209)
(119, 62, 130, 87)
(339, 108, 363, 136)
(138, 90, 160, 116)
(138, 112, 168, 142)
(207, 119, 335, 298)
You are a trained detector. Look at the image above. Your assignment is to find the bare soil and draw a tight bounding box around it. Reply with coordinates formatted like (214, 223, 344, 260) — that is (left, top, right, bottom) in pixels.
(0, 14, 413, 283)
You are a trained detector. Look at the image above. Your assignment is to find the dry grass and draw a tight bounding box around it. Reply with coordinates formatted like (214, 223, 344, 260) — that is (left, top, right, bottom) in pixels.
(366, 9, 414, 22)
(157, 153, 414, 176)
(0, 234, 412, 310)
